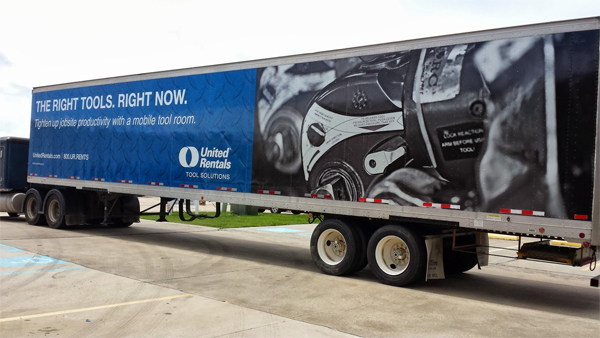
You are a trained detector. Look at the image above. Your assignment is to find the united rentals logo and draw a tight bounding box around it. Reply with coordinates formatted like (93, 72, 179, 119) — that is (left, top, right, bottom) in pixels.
(179, 146, 232, 169)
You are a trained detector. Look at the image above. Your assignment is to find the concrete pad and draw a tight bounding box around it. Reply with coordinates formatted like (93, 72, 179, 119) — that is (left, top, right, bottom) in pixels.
(1, 215, 598, 338)
(0, 245, 356, 338)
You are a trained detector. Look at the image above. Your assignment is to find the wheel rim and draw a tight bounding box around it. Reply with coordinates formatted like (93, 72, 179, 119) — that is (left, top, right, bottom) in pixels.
(375, 235, 410, 275)
(317, 229, 347, 265)
(26, 197, 37, 219)
(47, 198, 60, 224)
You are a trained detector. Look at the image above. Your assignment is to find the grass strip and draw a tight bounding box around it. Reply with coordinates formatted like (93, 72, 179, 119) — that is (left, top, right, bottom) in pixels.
(141, 212, 315, 229)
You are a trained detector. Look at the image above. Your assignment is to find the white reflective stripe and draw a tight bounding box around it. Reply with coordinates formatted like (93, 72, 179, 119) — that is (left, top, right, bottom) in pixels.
(359, 198, 391, 204)
(304, 193, 332, 199)
(500, 209, 545, 216)
(217, 187, 237, 192)
(423, 202, 460, 210)
(257, 190, 281, 195)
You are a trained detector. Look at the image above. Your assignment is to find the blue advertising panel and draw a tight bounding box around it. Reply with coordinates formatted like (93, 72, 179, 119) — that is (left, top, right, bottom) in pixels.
(29, 70, 256, 192)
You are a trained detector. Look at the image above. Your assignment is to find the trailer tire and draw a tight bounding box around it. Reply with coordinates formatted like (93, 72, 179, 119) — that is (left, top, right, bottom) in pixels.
(310, 219, 363, 276)
(107, 195, 139, 227)
(348, 223, 369, 274)
(108, 219, 133, 228)
(443, 235, 479, 275)
(367, 225, 427, 286)
(270, 207, 281, 214)
(24, 191, 46, 225)
(444, 250, 478, 274)
(45, 190, 66, 229)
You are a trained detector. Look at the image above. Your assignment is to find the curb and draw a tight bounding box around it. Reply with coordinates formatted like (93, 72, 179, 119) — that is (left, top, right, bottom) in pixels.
(488, 234, 519, 241)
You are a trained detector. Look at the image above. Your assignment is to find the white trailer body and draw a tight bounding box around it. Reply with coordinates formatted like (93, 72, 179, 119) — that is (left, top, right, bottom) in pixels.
(16, 17, 600, 286)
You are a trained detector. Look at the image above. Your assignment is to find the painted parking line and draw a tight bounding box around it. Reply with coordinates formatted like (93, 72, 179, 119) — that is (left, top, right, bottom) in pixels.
(0, 244, 24, 253)
(0, 294, 194, 323)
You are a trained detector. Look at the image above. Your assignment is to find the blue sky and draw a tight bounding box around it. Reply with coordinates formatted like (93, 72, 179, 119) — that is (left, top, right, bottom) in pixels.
(1, 0, 599, 137)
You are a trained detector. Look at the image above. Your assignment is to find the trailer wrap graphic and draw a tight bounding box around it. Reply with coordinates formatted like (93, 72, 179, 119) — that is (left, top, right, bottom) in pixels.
(251, 30, 599, 221)
(30, 70, 256, 192)
(30, 30, 599, 220)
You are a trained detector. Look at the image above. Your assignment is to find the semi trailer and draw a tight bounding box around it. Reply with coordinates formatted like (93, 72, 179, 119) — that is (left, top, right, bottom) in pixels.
(1, 17, 599, 287)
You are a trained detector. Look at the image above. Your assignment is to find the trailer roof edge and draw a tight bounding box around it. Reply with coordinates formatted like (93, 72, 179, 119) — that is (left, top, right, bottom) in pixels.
(32, 16, 600, 93)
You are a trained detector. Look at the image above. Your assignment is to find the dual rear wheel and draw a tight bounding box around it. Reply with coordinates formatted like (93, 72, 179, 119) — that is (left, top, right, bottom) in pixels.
(310, 219, 368, 276)
(24, 191, 46, 226)
(310, 220, 427, 286)
(45, 190, 67, 229)
(23, 189, 138, 228)
(367, 225, 427, 286)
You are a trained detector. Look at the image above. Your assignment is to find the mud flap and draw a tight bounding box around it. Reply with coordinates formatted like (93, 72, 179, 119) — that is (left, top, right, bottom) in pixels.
(425, 237, 445, 280)
(476, 233, 489, 267)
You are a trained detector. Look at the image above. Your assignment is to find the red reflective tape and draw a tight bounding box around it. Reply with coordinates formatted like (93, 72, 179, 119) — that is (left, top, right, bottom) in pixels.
(374, 199, 382, 203)
(306, 193, 331, 199)
(423, 202, 433, 207)
(522, 210, 533, 215)
(441, 204, 451, 209)
(500, 209, 511, 213)
(257, 190, 279, 195)
(574, 214, 588, 220)
(358, 197, 366, 202)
